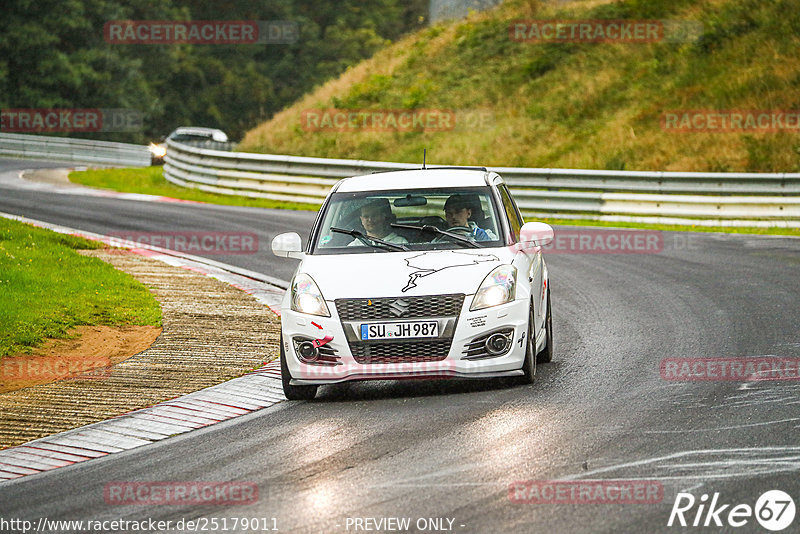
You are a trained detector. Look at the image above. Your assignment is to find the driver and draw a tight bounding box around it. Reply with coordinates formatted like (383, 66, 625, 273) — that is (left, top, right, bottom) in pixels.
(349, 198, 408, 246)
(442, 194, 491, 241)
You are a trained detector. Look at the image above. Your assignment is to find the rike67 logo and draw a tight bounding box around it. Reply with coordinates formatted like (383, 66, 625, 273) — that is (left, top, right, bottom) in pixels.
(668, 490, 796, 531)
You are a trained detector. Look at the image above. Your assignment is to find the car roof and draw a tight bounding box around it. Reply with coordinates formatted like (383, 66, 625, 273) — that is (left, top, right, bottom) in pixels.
(335, 168, 499, 192)
(169, 127, 228, 141)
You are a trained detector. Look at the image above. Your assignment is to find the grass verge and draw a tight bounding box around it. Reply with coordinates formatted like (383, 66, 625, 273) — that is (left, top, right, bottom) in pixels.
(68, 166, 322, 211)
(0, 218, 162, 358)
(241, 0, 800, 173)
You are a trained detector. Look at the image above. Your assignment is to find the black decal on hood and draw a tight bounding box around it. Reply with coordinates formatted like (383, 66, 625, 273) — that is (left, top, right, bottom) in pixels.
(402, 251, 500, 292)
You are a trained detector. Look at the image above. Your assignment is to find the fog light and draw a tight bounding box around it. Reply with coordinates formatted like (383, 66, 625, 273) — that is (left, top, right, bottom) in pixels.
(297, 341, 319, 362)
(485, 333, 510, 355)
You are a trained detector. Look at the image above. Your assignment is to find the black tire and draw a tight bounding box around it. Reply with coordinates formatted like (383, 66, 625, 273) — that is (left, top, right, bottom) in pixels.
(537, 289, 553, 364)
(280, 335, 318, 401)
(520, 300, 537, 384)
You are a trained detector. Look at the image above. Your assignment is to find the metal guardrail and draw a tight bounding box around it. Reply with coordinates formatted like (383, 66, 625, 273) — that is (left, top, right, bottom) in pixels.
(164, 140, 800, 227)
(0, 132, 150, 167)
(2, 133, 797, 225)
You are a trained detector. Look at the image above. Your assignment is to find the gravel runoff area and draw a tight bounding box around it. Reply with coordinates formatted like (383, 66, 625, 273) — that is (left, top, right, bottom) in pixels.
(0, 249, 282, 450)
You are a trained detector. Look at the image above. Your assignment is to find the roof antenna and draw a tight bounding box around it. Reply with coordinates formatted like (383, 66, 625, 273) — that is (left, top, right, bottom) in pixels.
(422, 148, 427, 170)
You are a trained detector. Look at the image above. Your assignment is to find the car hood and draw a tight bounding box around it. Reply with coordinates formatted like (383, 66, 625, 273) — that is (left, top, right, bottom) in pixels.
(297, 249, 511, 300)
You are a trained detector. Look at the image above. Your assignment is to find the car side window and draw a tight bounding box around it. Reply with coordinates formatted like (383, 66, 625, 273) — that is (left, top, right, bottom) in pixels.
(498, 185, 523, 242)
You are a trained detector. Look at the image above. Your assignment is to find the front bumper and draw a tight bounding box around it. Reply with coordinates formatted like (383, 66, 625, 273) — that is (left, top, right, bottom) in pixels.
(281, 296, 530, 385)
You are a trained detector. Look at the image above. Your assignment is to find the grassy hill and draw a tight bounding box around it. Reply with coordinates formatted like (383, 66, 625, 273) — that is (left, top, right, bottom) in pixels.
(239, 0, 800, 172)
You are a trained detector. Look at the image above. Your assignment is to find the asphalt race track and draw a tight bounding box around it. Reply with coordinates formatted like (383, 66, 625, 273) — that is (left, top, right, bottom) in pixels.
(0, 160, 311, 282)
(1, 158, 800, 533)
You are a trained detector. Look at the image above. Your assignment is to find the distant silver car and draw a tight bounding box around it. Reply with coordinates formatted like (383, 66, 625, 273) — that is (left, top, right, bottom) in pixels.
(149, 127, 230, 165)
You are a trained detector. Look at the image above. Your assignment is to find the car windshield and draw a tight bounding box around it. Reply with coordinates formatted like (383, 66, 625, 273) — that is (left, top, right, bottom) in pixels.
(170, 133, 214, 142)
(312, 187, 503, 254)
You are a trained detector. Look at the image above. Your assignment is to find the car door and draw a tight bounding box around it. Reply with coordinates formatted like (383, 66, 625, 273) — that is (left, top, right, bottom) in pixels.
(498, 183, 545, 334)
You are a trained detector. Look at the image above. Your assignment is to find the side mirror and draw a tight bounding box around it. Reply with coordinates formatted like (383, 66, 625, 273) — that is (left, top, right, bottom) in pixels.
(271, 232, 304, 259)
(519, 222, 554, 249)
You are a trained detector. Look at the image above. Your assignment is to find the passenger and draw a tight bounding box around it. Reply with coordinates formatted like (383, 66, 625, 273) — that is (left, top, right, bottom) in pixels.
(441, 194, 491, 241)
(461, 193, 498, 240)
(349, 198, 408, 246)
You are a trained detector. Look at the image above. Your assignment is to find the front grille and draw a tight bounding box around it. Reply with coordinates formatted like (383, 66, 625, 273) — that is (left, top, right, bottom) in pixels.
(335, 294, 464, 321)
(351, 340, 451, 364)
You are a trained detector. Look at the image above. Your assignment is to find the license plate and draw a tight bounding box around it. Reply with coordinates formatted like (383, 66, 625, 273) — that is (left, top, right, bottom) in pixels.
(360, 321, 439, 340)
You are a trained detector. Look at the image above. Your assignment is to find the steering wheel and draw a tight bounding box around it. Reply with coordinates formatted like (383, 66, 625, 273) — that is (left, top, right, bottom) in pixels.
(418, 216, 447, 230)
(444, 226, 471, 237)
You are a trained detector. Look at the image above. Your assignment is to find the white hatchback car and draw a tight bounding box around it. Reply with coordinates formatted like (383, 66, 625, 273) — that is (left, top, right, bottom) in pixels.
(272, 167, 554, 400)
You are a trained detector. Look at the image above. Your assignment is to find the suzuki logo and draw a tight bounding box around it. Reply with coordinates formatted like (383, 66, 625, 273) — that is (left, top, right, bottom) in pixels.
(388, 299, 410, 317)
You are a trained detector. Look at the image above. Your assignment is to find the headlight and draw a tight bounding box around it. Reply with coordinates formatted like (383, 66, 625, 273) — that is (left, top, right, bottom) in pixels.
(148, 143, 167, 158)
(470, 265, 517, 311)
(291, 273, 330, 317)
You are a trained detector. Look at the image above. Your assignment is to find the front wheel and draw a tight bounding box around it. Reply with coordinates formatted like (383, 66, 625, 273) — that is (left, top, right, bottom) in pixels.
(280, 335, 318, 401)
(520, 300, 537, 384)
(536, 289, 553, 364)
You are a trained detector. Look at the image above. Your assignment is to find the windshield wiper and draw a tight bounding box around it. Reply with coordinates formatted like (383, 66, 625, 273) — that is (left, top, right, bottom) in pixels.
(330, 227, 409, 251)
(391, 223, 479, 248)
